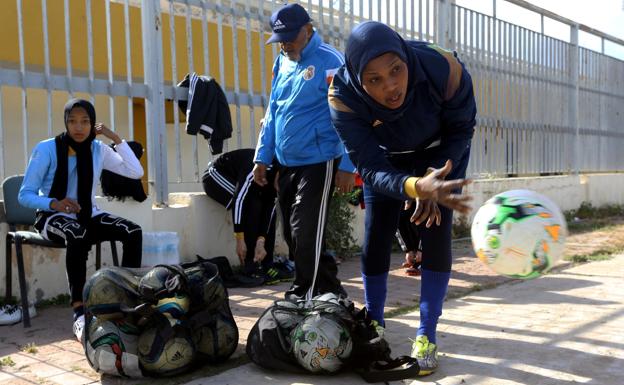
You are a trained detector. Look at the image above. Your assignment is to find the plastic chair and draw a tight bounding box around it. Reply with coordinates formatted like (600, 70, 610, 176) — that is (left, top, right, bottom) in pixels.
(2, 175, 118, 327)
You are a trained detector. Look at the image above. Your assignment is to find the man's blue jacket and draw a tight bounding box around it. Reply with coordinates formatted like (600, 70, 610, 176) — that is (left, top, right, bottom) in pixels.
(255, 32, 354, 172)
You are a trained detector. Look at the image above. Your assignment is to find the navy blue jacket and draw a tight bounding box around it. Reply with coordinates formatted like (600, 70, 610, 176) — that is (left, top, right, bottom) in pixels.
(329, 28, 476, 200)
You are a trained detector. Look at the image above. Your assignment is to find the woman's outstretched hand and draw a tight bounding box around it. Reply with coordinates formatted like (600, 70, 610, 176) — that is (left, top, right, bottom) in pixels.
(415, 160, 473, 215)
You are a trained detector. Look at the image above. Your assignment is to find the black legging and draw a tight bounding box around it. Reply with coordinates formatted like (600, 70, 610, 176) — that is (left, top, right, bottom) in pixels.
(361, 149, 470, 275)
(36, 212, 142, 303)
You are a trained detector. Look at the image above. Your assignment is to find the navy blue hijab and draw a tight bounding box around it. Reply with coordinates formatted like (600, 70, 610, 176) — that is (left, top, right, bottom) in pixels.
(344, 21, 417, 122)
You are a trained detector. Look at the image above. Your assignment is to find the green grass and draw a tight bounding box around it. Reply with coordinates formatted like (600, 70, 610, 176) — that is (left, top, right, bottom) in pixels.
(0, 356, 15, 367)
(36, 294, 71, 308)
(21, 343, 38, 354)
(565, 202, 624, 221)
(565, 248, 620, 263)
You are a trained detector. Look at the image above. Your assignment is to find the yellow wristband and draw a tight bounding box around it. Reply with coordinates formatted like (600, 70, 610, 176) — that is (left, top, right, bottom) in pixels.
(234, 232, 244, 240)
(404, 177, 420, 199)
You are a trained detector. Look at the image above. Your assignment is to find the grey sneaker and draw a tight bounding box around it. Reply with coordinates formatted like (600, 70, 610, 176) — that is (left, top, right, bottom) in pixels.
(73, 315, 85, 342)
(411, 335, 438, 376)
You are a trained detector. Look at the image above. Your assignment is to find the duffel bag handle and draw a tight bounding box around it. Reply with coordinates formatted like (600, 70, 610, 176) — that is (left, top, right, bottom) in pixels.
(357, 355, 420, 383)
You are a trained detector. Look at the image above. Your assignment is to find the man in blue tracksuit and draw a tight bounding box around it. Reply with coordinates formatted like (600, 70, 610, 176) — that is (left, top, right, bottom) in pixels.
(253, 3, 355, 301)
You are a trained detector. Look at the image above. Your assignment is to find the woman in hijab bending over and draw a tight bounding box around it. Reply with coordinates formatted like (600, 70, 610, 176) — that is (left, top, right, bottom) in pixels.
(19, 99, 144, 341)
(329, 22, 476, 375)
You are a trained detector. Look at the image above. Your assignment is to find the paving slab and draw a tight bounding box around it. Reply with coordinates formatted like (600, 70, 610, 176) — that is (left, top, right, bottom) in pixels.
(183, 254, 624, 385)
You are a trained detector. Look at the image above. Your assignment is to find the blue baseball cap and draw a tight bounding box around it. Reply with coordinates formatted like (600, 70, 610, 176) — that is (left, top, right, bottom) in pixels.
(266, 3, 311, 44)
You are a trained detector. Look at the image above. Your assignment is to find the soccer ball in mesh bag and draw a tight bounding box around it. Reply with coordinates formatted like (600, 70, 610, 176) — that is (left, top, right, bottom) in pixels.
(85, 316, 142, 377)
(191, 310, 239, 362)
(155, 294, 190, 320)
(471, 189, 567, 279)
(137, 318, 195, 376)
(291, 313, 353, 373)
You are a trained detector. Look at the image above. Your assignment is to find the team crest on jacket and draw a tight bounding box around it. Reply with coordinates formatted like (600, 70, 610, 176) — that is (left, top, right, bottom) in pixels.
(302, 65, 315, 81)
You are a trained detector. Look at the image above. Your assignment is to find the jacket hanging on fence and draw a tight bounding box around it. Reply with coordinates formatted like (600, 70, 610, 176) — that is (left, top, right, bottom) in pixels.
(177, 73, 232, 155)
(100, 141, 148, 202)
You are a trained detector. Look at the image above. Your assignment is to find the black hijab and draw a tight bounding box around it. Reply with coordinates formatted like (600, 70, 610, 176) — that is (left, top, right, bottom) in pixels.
(49, 99, 96, 223)
(344, 21, 417, 122)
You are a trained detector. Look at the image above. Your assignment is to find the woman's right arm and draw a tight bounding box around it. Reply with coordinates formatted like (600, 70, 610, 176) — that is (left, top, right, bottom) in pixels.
(19, 142, 55, 211)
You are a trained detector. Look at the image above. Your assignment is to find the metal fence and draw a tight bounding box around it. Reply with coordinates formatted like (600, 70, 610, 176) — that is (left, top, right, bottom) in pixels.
(0, 0, 623, 205)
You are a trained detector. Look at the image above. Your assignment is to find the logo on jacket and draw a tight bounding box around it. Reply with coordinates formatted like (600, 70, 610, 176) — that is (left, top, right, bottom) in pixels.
(302, 65, 315, 81)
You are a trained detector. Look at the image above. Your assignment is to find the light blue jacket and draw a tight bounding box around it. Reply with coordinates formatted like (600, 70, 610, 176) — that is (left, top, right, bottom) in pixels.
(19, 138, 144, 213)
(254, 32, 354, 172)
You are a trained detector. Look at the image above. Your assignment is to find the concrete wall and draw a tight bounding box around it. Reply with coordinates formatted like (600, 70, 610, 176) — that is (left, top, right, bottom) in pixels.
(2, 173, 623, 302)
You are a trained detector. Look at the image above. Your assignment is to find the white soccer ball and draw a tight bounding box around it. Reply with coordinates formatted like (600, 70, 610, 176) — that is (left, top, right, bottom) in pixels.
(85, 317, 142, 377)
(471, 189, 567, 279)
(291, 313, 353, 373)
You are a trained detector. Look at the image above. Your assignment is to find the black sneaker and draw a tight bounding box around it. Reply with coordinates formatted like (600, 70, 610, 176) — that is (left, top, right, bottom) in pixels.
(264, 265, 295, 285)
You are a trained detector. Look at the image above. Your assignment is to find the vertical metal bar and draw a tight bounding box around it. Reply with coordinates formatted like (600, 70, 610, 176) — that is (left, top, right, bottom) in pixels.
(185, 0, 199, 181)
(169, 1, 182, 182)
(368, 0, 372, 21)
(271, 0, 277, 64)
(41, 0, 53, 137)
(496, 18, 502, 176)
(185, 1, 194, 75)
(410, 0, 415, 40)
(436, 0, 451, 48)
(351, 0, 357, 36)
(201, 1, 210, 76)
(462, 8, 467, 58)
(329, 0, 334, 42)
(259, 0, 268, 112)
(218, 0, 230, 151)
(418, 0, 422, 40)
(402, 0, 406, 37)
(245, 0, 256, 147)
(217, 0, 226, 90)
(141, 0, 169, 205)
(426, 0, 430, 41)
(64, 0, 73, 97)
(231, 0, 243, 150)
(105, 0, 115, 131)
(319, 0, 324, 33)
(349, 0, 355, 41)
(17, 0, 29, 166)
(86, 0, 95, 103)
(123, 0, 134, 140)
(481, 13, 486, 113)
(0, 88, 4, 180)
(455, 4, 461, 52)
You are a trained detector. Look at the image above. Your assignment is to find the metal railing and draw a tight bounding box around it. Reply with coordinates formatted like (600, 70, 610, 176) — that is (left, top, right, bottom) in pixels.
(0, 0, 622, 205)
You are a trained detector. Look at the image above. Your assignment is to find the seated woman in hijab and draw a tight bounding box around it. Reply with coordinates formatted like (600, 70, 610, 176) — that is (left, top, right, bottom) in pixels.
(329, 21, 476, 375)
(19, 99, 144, 342)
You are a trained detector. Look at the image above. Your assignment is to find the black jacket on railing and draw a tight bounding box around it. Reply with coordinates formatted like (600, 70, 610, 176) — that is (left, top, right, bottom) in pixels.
(177, 73, 232, 155)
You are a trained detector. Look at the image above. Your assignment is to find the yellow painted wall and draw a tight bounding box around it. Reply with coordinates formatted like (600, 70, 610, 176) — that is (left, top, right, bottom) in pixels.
(0, 0, 274, 94)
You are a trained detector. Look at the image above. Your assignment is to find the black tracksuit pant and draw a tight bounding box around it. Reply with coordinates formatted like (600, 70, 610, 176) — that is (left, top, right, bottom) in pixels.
(35, 212, 142, 304)
(277, 158, 345, 300)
